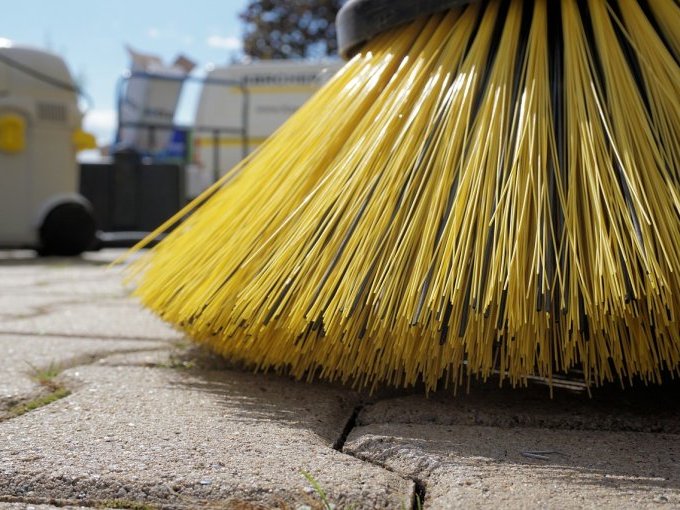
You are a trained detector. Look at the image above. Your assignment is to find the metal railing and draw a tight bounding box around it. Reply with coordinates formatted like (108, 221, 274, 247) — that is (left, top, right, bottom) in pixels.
(114, 71, 251, 182)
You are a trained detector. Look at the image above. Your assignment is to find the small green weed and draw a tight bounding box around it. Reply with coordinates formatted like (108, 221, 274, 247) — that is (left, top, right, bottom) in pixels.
(26, 361, 62, 386)
(5, 361, 72, 418)
(301, 470, 333, 510)
(171, 339, 192, 350)
(414, 492, 423, 510)
(8, 387, 71, 418)
(160, 355, 196, 370)
(98, 499, 156, 510)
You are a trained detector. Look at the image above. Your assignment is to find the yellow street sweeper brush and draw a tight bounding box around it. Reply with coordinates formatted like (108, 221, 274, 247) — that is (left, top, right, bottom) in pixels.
(125, 0, 680, 392)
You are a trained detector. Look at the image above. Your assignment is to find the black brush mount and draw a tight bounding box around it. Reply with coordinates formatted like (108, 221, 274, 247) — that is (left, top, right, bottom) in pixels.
(336, 0, 478, 58)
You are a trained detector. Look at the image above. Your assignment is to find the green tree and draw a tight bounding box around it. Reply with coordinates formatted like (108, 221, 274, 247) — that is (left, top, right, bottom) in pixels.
(240, 0, 343, 59)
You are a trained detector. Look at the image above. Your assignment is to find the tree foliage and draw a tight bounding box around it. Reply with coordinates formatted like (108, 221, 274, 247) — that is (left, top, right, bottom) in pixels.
(240, 0, 343, 59)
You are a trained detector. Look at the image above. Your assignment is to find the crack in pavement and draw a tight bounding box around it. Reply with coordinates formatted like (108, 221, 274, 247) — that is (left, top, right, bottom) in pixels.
(0, 298, 131, 323)
(331, 402, 426, 509)
(0, 492, 253, 509)
(332, 404, 362, 451)
(0, 494, 161, 509)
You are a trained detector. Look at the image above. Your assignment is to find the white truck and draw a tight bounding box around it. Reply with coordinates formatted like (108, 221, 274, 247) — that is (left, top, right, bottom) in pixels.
(187, 60, 341, 196)
(0, 39, 96, 254)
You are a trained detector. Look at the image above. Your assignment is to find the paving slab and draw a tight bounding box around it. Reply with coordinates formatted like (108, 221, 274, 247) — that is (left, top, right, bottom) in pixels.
(0, 360, 414, 509)
(0, 269, 126, 298)
(5, 249, 679, 509)
(0, 254, 181, 343)
(0, 253, 126, 299)
(0, 301, 183, 342)
(346, 385, 680, 509)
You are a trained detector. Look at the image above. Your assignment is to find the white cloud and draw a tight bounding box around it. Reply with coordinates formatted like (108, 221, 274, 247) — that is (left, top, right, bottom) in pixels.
(82, 108, 117, 146)
(147, 26, 195, 45)
(206, 35, 241, 50)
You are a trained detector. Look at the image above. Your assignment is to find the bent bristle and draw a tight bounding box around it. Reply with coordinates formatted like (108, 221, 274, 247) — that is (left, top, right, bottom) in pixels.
(127, 0, 680, 392)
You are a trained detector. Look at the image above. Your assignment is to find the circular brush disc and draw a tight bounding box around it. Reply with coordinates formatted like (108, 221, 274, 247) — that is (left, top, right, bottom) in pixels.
(127, 0, 680, 392)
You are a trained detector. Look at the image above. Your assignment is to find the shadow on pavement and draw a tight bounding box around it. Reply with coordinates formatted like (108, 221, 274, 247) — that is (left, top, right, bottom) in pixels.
(350, 377, 680, 496)
(172, 348, 361, 447)
(170, 343, 680, 495)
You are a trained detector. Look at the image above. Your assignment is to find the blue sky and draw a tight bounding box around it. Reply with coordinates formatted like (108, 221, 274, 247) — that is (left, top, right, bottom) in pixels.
(4, 0, 249, 144)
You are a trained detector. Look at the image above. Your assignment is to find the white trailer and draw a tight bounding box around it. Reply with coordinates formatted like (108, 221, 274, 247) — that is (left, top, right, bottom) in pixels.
(0, 39, 96, 254)
(187, 60, 342, 197)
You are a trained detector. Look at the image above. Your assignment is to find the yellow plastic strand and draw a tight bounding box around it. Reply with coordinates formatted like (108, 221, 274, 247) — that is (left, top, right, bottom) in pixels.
(647, 0, 680, 57)
(126, 0, 680, 392)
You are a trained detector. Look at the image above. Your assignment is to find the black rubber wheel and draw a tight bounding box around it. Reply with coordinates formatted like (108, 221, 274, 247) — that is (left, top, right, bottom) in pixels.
(39, 200, 97, 256)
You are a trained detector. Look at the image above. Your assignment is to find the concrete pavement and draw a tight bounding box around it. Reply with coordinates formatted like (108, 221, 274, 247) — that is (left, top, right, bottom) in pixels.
(0, 250, 678, 509)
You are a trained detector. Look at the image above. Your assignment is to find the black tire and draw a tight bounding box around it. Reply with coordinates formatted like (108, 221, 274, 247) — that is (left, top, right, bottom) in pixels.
(39, 200, 97, 256)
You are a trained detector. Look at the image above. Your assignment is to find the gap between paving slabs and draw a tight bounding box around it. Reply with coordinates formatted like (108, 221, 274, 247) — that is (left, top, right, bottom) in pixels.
(0, 346, 174, 422)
